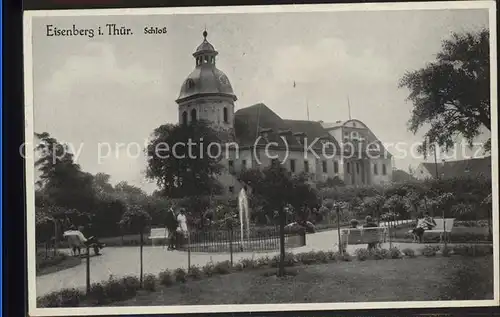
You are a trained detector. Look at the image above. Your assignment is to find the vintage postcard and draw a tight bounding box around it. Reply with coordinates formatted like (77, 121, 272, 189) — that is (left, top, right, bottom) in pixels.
(23, 1, 498, 316)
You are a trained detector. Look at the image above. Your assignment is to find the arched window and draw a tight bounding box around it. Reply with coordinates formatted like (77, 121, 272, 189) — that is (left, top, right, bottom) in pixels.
(191, 108, 197, 122)
(182, 111, 188, 125)
(382, 164, 387, 175)
(223, 107, 228, 123)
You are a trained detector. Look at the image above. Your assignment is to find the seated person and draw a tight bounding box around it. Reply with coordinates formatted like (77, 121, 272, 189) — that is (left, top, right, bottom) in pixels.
(363, 216, 379, 250)
(350, 219, 359, 228)
(63, 225, 86, 256)
(65, 225, 104, 256)
(411, 212, 436, 243)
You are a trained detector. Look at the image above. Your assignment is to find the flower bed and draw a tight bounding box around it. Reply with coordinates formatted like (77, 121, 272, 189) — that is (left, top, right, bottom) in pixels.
(36, 243, 493, 308)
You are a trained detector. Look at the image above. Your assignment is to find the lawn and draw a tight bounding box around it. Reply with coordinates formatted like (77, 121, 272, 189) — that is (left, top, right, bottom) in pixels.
(111, 255, 493, 306)
(36, 250, 81, 276)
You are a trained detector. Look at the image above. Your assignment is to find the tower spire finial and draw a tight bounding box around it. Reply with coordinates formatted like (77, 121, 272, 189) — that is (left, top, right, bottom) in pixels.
(203, 26, 207, 39)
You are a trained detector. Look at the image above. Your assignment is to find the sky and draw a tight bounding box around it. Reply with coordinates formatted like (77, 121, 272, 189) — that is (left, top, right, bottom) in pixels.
(29, 7, 490, 193)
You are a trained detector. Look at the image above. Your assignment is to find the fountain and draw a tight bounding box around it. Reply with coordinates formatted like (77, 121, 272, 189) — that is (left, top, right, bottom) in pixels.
(238, 187, 250, 250)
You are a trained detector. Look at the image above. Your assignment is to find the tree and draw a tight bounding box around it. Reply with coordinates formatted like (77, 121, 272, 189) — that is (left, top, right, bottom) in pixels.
(145, 120, 223, 198)
(362, 195, 385, 225)
(240, 164, 315, 276)
(399, 29, 490, 156)
(383, 195, 407, 225)
(35, 132, 96, 213)
(119, 205, 152, 287)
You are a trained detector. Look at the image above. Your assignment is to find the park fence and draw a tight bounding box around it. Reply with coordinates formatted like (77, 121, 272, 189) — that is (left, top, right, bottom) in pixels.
(178, 226, 306, 253)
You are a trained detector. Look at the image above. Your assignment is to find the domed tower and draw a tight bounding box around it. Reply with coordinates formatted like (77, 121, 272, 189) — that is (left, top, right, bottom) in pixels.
(176, 30, 237, 132)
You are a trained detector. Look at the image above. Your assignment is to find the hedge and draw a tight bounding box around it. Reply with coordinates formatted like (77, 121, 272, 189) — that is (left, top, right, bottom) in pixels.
(37, 243, 493, 308)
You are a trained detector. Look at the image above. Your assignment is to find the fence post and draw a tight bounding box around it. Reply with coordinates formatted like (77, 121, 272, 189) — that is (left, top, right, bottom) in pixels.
(86, 246, 90, 294)
(336, 206, 342, 255)
(229, 227, 233, 266)
(187, 231, 191, 272)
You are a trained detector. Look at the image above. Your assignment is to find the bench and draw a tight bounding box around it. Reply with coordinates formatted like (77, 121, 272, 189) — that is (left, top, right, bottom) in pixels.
(419, 218, 455, 243)
(148, 228, 169, 247)
(340, 227, 387, 248)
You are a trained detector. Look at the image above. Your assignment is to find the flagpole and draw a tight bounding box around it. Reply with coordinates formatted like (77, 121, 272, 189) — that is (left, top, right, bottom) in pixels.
(306, 96, 310, 121)
(347, 95, 352, 120)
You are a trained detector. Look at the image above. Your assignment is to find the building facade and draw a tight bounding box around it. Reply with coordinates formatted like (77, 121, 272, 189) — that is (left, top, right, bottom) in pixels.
(175, 31, 393, 196)
(414, 156, 492, 181)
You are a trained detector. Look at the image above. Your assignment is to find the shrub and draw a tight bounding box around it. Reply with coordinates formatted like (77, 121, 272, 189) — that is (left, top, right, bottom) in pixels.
(202, 262, 215, 277)
(333, 251, 352, 261)
(240, 258, 258, 269)
(388, 247, 402, 259)
(355, 248, 370, 261)
(441, 245, 452, 257)
(174, 268, 187, 283)
(257, 256, 270, 267)
(326, 251, 336, 261)
(371, 248, 389, 260)
(452, 244, 493, 257)
(103, 276, 128, 302)
(158, 269, 174, 286)
(296, 251, 319, 265)
(188, 266, 203, 280)
(214, 261, 232, 275)
(88, 283, 107, 305)
(451, 244, 469, 256)
(37, 288, 83, 307)
(143, 274, 157, 291)
(270, 252, 296, 267)
(420, 245, 437, 257)
(233, 262, 244, 271)
(315, 251, 329, 263)
(402, 248, 416, 258)
(120, 276, 140, 296)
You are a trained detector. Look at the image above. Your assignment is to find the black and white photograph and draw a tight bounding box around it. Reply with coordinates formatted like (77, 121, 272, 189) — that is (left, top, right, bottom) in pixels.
(23, 2, 498, 316)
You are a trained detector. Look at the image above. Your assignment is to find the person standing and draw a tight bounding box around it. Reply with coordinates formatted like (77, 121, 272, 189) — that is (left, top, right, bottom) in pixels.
(363, 216, 379, 251)
(176, 208, 188, 249)
(165, 207, 178, 250)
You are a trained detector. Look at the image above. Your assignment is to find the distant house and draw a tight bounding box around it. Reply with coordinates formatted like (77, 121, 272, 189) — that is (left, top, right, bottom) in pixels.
(392, 169, 417, 183)
(414, 156, 492, 180)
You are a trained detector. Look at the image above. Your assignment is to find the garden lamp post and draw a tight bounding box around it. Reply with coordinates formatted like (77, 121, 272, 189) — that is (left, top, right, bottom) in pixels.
(334, 202, 342, 254)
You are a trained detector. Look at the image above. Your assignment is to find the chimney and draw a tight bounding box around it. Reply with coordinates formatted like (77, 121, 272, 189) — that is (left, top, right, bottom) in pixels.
(259, 128, 273, 141)
(293, 131, 306, 144)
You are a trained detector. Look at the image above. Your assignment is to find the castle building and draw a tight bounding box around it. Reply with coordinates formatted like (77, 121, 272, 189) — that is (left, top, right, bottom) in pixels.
(176, 31, 393, 196)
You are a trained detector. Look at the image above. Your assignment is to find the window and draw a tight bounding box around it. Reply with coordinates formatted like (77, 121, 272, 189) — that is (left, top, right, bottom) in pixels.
(186, 79, 195, 89)
(333, 160, 339, 173)
(322, 160, 327, 173)
(223, 107, 228, 123)
(304, 160, 309, 173)
(241, 159, 247, 170)
(290, 159, 296, 172)
(382, 164, 387, 175)
(204, 56, 209, 63)
(356, 162, 360, 174)
(229, 186, 234, 193)
(374, 163, 378, 175)
(191, 109, 197, 122)
(346, 162, 350, 174)
(228, 160, 234, 173)
(182, 111, 188, 125)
